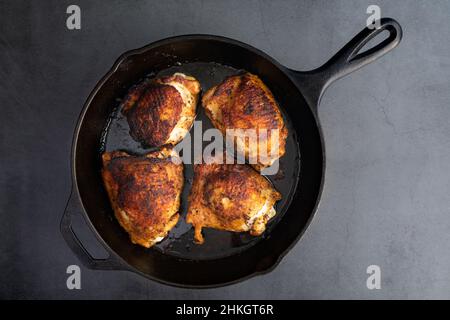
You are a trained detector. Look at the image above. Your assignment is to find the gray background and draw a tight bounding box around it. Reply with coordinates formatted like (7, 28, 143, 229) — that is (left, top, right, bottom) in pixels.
(1, 0, 449, 299)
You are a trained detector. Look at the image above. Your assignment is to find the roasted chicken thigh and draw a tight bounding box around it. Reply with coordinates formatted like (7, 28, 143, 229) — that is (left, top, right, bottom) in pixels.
(202, 72, 288, 170)
(122, 73, 200, 147)
(186, 161, 281, 244)
(101, 148, 183, 248)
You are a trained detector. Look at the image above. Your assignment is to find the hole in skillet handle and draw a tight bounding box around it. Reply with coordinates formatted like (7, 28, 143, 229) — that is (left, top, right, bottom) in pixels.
(288, 17, 402, 110)
(70, 208, 109, 259)
(339, 17, 403, 71)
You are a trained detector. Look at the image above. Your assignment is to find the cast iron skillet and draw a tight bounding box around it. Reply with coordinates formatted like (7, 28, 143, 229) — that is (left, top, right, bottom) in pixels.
(61, 18, 402, 287)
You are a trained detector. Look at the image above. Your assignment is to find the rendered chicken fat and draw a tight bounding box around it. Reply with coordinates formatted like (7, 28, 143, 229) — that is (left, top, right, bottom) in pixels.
(165, 73, 198, 144)
(245, 200, 276, 230)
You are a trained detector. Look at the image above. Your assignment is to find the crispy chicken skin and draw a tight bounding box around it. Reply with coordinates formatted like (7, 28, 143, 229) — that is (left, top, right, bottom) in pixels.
(186, 161, 282, 244)
(101, 148, 183, 248)
(122, 73, 200, 147)
(202, 72, 288, 170)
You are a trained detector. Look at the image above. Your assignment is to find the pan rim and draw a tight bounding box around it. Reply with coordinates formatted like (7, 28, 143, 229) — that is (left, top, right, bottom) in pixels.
(69, 34, 326, 288)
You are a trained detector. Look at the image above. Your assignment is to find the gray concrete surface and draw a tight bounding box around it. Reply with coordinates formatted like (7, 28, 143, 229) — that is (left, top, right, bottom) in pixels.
(1, 0, 450, 299)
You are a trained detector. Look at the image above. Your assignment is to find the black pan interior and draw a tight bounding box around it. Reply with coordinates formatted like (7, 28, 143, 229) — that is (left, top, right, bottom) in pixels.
(74, 37, 323, 286)
(103, 62, 301, 260)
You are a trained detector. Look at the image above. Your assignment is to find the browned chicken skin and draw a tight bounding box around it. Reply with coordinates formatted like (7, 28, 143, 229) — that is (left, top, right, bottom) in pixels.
(202, 72, 288, 170)
(186, 161, 282, 244)
(101, 148, 183, 248)
(122, 73, 200, 147)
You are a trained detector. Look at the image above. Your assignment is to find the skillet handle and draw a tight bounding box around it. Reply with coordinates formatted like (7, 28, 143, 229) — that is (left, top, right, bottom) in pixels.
(61, 189, 127, 270)
(290, 17, 402, 109)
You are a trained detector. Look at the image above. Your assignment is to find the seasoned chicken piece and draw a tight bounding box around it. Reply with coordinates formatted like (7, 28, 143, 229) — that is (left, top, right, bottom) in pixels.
(186, 161, 282, 244)
(202, 72, 288, 171)
(101, 147, 183, 248)
(122, 73, 200, 147)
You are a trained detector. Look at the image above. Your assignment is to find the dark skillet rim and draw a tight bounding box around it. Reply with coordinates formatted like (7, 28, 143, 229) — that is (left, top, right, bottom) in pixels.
(69, 34, 326, 288)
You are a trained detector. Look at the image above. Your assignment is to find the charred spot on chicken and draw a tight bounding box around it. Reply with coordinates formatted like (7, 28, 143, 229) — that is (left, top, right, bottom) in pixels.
(101, 147, 183, 248)
(121, 73, 200, 148)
